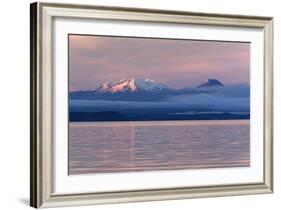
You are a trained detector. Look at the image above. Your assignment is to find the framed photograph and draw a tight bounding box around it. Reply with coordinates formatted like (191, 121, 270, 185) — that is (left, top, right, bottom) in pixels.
(30, 2, 273, 208)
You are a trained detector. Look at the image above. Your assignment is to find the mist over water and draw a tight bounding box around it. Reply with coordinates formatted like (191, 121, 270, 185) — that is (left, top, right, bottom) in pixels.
(69, 120, 250, 175)
(70, 95, 249, 112)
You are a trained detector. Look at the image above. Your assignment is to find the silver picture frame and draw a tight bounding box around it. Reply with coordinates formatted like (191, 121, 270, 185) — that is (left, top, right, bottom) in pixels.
(30, 2, 273, 208)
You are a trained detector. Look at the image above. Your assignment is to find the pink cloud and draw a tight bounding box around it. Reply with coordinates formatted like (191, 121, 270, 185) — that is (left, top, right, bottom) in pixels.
(68, 35, 250, 90)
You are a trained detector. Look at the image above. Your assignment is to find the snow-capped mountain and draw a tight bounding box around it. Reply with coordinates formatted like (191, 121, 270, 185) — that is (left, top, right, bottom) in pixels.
(197, 79, 224, 88)
(70, 78, 232, 101)
(95, 78, 168, 93)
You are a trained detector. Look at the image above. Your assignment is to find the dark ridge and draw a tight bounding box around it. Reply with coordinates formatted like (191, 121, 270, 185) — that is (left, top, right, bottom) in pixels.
(70, 111, 250, 122)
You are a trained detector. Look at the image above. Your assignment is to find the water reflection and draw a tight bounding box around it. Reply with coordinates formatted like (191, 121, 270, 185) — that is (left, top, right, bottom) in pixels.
(69, 120, 250, 175)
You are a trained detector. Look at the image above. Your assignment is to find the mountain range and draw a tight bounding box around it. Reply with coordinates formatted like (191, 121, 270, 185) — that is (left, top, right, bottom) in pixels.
(70, 78, 228, 101)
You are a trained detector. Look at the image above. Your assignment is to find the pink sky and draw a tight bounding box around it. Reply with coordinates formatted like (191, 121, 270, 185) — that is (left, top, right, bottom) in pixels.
(69, 34, 250, 91)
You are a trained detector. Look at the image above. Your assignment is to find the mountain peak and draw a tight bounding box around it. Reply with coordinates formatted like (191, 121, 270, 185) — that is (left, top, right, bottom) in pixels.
(109, 78, 137, 93)
(197, 79, 224, 88)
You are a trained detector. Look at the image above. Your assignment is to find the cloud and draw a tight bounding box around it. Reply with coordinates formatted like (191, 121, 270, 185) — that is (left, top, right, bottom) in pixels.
(70, 93, 249, 113)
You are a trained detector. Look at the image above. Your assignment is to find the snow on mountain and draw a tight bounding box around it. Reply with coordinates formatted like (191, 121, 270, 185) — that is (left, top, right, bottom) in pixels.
(110, 78, 138, 93)
(197, 79, 224, 88)
(95, 78, 168, 93)
(135, 78, 168, 91)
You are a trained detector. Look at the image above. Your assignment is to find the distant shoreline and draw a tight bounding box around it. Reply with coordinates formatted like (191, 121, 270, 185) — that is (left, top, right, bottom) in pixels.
(69, 111, 250, 122)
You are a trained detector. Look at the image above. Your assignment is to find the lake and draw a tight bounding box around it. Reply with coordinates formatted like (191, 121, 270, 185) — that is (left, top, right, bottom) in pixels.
(69, 120, 250, 175)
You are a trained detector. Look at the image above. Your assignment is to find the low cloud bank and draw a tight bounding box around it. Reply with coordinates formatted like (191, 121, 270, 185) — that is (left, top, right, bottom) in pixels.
(70, 92, 249, 113)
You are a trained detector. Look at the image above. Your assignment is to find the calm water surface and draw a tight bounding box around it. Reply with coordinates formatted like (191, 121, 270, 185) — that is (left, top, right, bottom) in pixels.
(69, 120, 250, 175)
